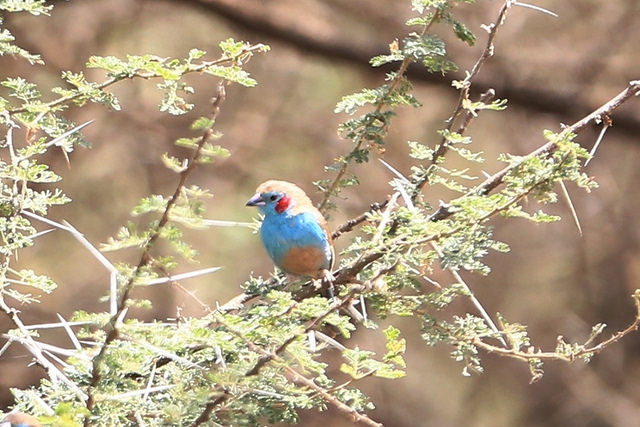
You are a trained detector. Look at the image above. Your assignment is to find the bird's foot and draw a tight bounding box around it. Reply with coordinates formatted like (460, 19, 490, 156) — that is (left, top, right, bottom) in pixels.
(316, 269, 335, 300)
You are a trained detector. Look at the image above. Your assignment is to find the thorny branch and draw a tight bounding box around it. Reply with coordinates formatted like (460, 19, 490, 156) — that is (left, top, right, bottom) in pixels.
(317, 10, 441, 212)
(0, 121, 88, 402)
(475, 290, 640, 363)
(285, 365, 383, 427)
(83, 79, 228, 425)
(412, 0, 513, 196)
(0, 296, 87, 401)
(7, 44, 267, 117)
(245, 290, 359, 376)
(429, 79, 640, 222)
(191, 289, 379, 427)
(331, 201, 388, 240)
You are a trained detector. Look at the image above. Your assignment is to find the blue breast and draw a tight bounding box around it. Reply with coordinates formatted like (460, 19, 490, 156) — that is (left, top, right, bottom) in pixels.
(260, 211, 331, 270)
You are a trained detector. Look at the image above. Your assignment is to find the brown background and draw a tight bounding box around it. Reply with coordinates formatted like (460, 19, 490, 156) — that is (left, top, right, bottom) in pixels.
(1, 1, 640, 426)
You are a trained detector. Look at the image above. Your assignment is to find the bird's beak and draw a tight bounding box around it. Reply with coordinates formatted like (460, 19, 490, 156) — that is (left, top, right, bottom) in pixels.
(246, 193, 265, 207)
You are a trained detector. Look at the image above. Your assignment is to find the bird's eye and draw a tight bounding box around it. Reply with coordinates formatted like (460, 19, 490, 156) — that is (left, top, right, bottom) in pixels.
(269, 194, 278, 201)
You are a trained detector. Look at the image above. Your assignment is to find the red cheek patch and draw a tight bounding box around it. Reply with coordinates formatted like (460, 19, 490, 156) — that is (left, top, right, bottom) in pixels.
(275, 194, 291, 213)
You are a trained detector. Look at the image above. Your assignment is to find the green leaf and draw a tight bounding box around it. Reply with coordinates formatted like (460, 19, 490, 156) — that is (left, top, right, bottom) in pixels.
(132, 195, 168, 216)
(161, 153, 187, 173)
(0, 0, 52, 14)
(187, 48, 206, 62)
(13, 268, 57, 293)
(86, 55, 131, 76)
(175, 137, 200, 149)
(101, 222, 150, 252)
(203, 65, 257, 87)
(200, 143, 230, 160)
(0, 28, 43, 64)
(335, 88, 383, 114)
(383, 326, 406, 369)
(219, 38, 246, 58)
(370, 53, 405, 67)
(157, 80, 193, 115)
(1, 77, 41, 101)
(408, 140, 435, 160)
(190, 116, 215, 130)
(402, 33, 456, 74)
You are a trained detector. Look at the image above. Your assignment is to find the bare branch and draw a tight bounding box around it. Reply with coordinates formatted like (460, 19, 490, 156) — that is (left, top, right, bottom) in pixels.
(475, 291, 640, 363)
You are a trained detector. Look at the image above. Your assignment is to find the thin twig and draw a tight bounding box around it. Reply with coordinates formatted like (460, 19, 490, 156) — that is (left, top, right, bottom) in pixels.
(413, 0, 513, 196)
(61, 220, 119, 314)
(513, 1, 558, 17)
(475, 291, 640, 362)
(285, 365, 383, 427)
(40, 120, 94, 151)
(153, 260, 214, 313)
(0, 305, 88, 400)
(143, 266, 222, 286)
(96, 385, 174, 401)
(242, 292, 360, 377)
(56, 313, 82, 350)
(585, 118, 610, 166)
(331, 201, 388, 240)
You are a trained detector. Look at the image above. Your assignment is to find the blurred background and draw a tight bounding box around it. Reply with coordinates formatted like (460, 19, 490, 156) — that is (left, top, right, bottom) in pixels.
(1, 0, 640, 425)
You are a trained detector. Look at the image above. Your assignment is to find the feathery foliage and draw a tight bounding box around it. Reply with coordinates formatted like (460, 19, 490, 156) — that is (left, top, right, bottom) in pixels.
(2, 0, 640, 426)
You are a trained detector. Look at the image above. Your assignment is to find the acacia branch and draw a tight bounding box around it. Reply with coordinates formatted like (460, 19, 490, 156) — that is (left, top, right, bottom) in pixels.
(83, 80, 228, 425)
(193, 289, 374, 426)
(334, 164, 549, 286)
(432, 88, 496, 165)
(7, 44, 267, 116)
(246, 290, 358, 376)
(0, 297, 87, 400)
(429, 79, 640, 222)
(412, 1, 512, 197)
(332, 200, 388, 240)
(317, 10, 441, 212)
(474, 290, 640, 363)
(285, 365, 383, 427)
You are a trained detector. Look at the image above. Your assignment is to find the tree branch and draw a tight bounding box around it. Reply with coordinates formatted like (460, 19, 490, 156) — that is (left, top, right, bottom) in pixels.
(193, 289, 377, 426)
(83, 80, 229, 424)
(474, 290, 640, 363)
(429, 79, 640, 222)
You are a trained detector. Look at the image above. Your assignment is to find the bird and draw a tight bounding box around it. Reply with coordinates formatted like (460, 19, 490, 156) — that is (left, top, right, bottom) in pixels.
(246, 180, 334, 280)
(1, 410, 41, 427)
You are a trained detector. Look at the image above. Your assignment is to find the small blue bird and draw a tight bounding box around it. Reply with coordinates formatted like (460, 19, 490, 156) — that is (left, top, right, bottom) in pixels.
(1, 410, 41, 427)
(246, 180, 334, 279)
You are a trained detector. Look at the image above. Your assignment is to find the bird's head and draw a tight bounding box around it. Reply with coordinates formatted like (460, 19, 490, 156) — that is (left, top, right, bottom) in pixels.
(246, 180, 311, 215)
